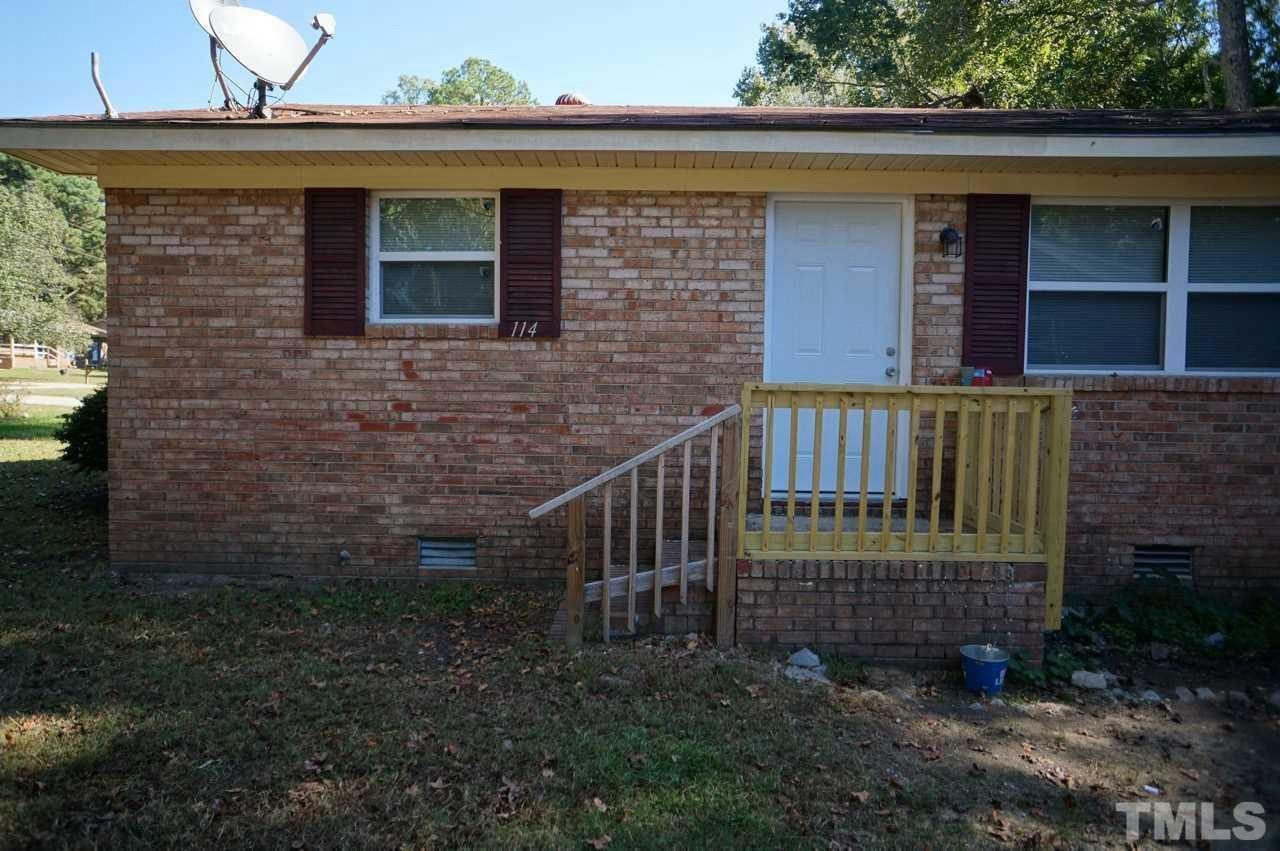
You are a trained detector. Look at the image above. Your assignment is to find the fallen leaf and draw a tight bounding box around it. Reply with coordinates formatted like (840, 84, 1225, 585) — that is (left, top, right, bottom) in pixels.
(586, 835, 611, 849)
(851, 791, 870, 804)
(589, 797, 608, 813)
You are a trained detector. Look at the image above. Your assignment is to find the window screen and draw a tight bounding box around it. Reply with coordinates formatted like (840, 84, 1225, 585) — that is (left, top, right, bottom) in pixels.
(1186, 293, 1280, 370)
(379, 198, 496, 252)
(1030, 205, 1168, 283)
(381, 262, 494, 318)
(1189, 206, 1280, 284)
(1028, 291, 1164, 369)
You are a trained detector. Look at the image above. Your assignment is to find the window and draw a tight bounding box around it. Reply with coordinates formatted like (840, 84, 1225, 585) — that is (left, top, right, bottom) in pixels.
(370, 193, 498, 322)
(1026, 202, 1280, 374)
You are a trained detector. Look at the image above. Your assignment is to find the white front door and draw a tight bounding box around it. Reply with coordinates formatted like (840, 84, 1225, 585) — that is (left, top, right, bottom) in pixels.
(767, 200, 904, 498)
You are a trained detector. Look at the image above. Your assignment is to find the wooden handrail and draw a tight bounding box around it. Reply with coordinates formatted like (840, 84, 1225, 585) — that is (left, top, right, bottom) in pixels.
(529, 405, 744, 650)
(528, 404, 742, 519)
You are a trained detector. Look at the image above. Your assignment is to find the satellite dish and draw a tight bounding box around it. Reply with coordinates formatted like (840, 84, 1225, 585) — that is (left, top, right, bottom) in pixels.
(190, 3, 336, 118)
(211, 7, 310, 87)
(190, 0, 241, 110)
(189, 0, 239, 38)
(208, 6, 335, 117)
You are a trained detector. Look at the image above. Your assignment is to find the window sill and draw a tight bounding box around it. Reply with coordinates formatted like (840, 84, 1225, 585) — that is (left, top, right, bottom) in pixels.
(1016, 372, 1280, 393)
(364, 322, 501, 341)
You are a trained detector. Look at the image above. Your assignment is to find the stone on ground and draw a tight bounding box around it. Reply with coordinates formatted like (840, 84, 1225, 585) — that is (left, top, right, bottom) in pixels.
(1071, 670, 1109, 690)
(1175, 686, 1195, 702)
(784, 664, 831, 686)
(1195, 687, 1217, 701)
(788, 647, 821, 669)
(1139, 689, 1162, 702)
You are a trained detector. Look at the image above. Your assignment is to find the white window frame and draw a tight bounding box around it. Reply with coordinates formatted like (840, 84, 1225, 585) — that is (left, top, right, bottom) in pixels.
(368, 190, 500, 324)
(1025, 197, 1280, 377)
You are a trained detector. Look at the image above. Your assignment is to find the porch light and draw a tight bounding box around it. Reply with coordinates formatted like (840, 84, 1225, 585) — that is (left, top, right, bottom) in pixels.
(940, 225, 964, 258)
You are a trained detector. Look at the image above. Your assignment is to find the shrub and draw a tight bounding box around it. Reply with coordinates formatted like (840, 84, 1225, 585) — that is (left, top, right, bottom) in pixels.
(56, 385, 107, 472)
(0, 383, 25, 418)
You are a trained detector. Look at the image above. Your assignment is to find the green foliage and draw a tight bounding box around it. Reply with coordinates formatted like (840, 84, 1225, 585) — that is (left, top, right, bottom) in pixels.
(823, 654, 869, 685)
(55, 385, 107, 473)
(1091, 578, 1280, 653)
(737, 0, 1279, 108)
(383, 58, 537, 106)
(1008, 646, 1084, 688)
(0, 183, 90, 352)
(0, 153, 105, 323)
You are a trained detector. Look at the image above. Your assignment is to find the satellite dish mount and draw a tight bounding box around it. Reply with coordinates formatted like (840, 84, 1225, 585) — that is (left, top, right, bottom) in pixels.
(245, 13, 336, 119)
(191, 2, 336, 119)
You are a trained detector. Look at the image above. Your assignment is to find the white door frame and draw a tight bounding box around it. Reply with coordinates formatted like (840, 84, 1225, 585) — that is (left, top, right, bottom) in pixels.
(762, 193, 916, 496)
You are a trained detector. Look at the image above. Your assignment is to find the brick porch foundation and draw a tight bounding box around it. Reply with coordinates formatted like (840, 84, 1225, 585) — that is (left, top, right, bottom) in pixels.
(736, 560, 1046, 664)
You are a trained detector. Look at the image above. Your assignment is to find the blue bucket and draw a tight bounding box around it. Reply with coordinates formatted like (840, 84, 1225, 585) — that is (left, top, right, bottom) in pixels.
(960, 644, 1010, 695)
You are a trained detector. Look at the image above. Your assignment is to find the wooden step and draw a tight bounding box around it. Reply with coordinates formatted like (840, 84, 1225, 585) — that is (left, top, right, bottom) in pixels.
(585, 558, 707, 602)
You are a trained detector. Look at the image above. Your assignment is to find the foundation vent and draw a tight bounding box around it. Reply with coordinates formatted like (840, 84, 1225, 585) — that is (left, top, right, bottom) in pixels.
(419, 537, 477, 570)
(1132, 545, 1193, 584)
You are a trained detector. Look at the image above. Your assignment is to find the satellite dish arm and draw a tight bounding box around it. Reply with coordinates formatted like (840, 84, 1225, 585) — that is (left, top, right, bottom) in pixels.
(209, 36, 236, 110)
(281, 14, 335, 92)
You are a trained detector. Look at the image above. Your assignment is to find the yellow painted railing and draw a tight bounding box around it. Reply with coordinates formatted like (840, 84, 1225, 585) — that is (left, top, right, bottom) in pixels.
(735, 383, 1071, 628)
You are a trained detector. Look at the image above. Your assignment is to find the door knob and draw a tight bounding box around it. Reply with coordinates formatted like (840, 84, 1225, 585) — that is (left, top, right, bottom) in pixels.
(885, 346, 896, 356)
(885, 366, 898, 378)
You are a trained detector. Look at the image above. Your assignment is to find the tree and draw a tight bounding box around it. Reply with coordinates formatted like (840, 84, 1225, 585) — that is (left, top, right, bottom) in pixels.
(0, 183, 90, 352)
(0, 153, 106, 321)
(1220, 0, 1256, 107)
(382, 58, 537, 106)
(736, 0, 1279, 109)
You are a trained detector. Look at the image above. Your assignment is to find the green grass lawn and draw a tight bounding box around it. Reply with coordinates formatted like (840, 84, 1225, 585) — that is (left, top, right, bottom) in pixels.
(0, 408, 68, 442)
(1, 385, 99, 400)
(1, 367, 107, 385)
(1, 438, 1276, 848)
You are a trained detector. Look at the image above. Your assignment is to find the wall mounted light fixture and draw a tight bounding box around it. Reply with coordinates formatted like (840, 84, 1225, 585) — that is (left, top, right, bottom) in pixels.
(940, 225, 964, 259)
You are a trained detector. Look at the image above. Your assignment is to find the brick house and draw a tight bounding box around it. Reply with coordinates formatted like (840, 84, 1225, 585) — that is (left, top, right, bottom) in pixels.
(2, 105, 1278, 661)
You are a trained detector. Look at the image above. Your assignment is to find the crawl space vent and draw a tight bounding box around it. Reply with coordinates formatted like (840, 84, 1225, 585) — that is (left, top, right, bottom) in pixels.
(418, 538, 477, 570)
(1132, 545, 1193, 584)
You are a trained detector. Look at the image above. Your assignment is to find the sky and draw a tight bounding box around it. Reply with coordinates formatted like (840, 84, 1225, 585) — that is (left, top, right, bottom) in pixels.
(0, 1, 787, 117)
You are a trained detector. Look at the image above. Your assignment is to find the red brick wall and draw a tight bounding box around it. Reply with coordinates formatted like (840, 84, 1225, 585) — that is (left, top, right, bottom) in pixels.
(104, 188, 1280, 606)
(1022, 375, 1280, 600)
(737, 560, 1046, 663)
(911, 194, 967, 386)
(105, 189, 764, 579)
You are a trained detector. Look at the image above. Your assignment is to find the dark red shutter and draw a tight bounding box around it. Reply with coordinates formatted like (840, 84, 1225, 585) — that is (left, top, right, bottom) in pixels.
(499, 189, 561, 339)
(305, 188, 366, 336)
(963, 194, 1030, 375)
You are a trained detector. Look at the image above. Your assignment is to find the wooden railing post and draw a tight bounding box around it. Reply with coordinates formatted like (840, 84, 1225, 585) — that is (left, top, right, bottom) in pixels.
(565, 496, 586, 649)
(1042, 394, 1072, 630)
(716, 419, 740, 648)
